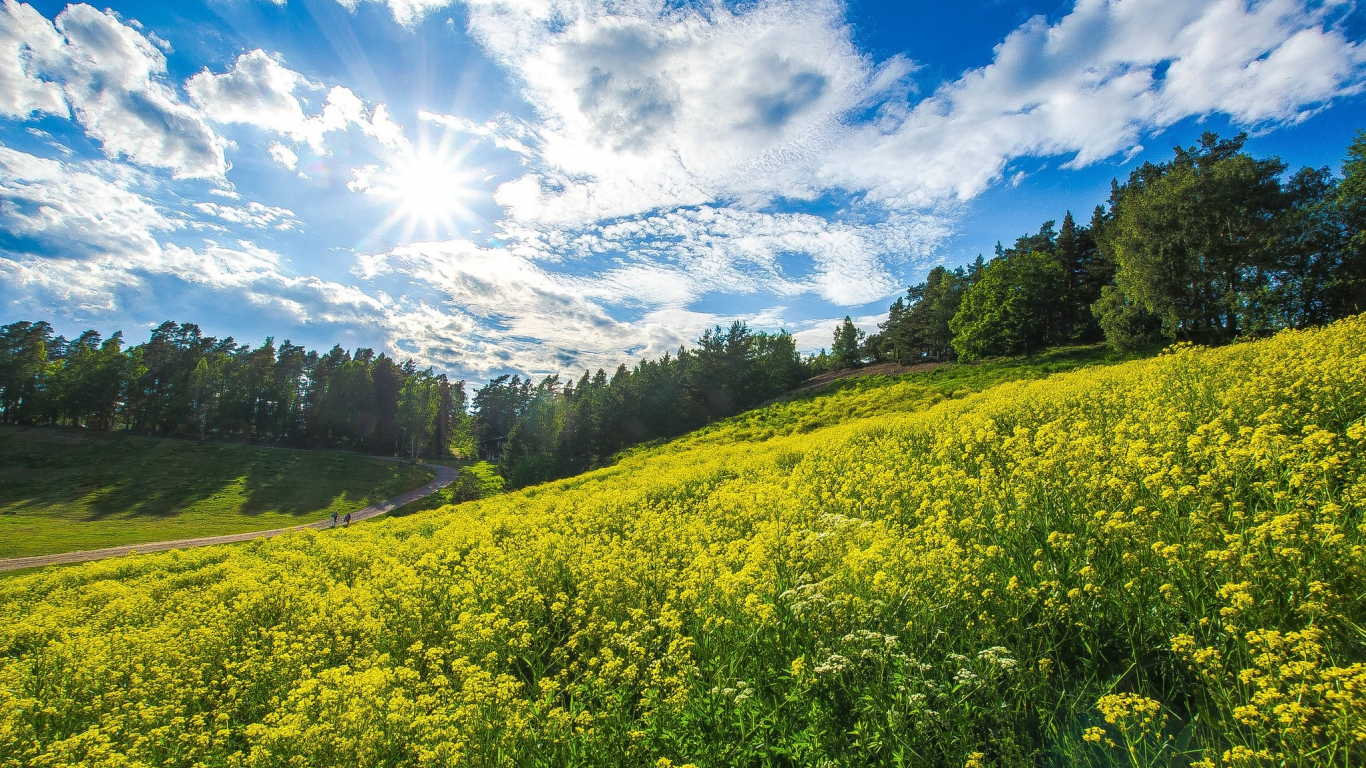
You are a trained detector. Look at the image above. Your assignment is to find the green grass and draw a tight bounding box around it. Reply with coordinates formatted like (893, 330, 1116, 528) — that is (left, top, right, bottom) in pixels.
(387, 461, 506, 517)
(616, 343, 1145, 461)
(0, 427, 434, 558)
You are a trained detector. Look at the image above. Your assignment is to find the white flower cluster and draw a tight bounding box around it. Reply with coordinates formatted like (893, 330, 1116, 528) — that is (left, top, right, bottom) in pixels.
(710, 680, 756, 704)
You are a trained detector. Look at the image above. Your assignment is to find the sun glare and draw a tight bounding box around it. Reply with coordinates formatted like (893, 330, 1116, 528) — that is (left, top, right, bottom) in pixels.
(364, 142, 481, 243)
(392, 155, 471, 219)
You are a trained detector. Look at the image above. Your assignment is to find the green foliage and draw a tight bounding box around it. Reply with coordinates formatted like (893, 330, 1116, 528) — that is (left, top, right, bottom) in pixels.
(876, 265, 968, 363)
(874, 131, 1366, 362)
(0, 320, 473, 459)
(832, 316, 866, 369)
(1092, 285, 1164, 353)
(485, 322, 804, 488)
(1104, 132, 1287, 342)
(389, 461, 505, 517)
(0, 321, 52, 425)
(0, 426, 433, 558)
(951, 250, 1067, 360)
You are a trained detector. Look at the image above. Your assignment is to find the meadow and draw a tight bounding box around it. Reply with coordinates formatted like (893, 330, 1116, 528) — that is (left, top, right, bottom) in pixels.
(0, 428, 434, 558)
(2, 318, 1364, 767)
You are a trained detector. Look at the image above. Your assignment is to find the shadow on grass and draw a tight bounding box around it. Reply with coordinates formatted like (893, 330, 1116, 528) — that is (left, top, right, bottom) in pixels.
(0, 427, 427, 521)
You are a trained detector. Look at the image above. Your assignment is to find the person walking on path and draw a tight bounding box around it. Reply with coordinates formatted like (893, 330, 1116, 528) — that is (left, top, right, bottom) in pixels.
(332, 511, 338, 527)
(344, 512, 351, 527)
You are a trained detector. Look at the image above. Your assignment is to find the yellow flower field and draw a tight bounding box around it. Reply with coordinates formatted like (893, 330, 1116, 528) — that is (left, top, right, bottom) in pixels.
(3, 317, 1366, 767)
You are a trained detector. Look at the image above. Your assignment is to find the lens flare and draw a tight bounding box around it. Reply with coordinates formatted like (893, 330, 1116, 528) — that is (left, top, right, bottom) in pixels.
(360, 140, 481, 244)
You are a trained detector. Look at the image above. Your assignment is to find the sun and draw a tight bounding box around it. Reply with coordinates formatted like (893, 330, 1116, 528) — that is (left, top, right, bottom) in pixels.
(391, 153, 474, 220)
(364, 144, 481, 243)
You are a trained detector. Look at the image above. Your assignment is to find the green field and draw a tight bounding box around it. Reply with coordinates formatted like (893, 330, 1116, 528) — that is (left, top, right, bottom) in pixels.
(0, 427, 434, 558)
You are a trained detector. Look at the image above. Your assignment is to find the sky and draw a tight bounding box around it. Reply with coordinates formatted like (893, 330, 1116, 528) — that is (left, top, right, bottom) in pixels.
(1, 0, 1365, 382)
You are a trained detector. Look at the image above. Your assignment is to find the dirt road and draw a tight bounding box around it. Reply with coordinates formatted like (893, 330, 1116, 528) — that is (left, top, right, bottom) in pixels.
(0, 462, 460, 573)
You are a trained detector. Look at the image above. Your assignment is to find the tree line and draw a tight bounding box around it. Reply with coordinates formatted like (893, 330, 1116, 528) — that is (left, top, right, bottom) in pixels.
(0, 317, 806, 479)
(810, 131, 1366, 369)
(0, 320, 471, 458)
(472, 322, 804, 487)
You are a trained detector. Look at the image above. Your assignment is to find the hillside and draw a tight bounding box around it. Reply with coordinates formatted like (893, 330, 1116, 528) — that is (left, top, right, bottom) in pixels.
(2, 319, 1365, 766)
(0, 428, 434, 558)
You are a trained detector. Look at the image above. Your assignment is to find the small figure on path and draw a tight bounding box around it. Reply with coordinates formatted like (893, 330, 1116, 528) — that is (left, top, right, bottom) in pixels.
(344, 512, 351, 527)
(331, 511, 338, 527)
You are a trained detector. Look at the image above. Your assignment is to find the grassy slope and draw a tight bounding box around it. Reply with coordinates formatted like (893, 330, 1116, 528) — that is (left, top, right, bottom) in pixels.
(0, 427, 434, 557)
(2, 325, 1364, 766)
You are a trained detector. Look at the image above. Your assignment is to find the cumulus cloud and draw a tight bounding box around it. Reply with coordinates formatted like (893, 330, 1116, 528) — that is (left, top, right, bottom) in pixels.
(824, 0, 1366, 205)
(186, 49, 410, 156)
(54, 4, 227, 178)
(0, 0, 67, 120)
(185, 49, 316, 135)
(446, 0, 1366, 223)
(2, 6, 406, 179)
(461, 0, 1366, 224)
(452, 0, 876, 226)
(0, 2, 228, 178)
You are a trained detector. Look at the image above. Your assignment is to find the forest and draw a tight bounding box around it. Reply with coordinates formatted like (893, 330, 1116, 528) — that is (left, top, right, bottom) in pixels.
(0, 321, 470, 459)
(472, 323, 804, 486)
(0, 317, 803, 478)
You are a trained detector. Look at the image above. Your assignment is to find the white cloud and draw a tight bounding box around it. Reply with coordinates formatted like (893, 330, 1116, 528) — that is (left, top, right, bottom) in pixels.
(192, 200, 301, 231)
(552, 206, 949, 306)
(457, 0, 876, 226)
(824, 0, 1366, 206)
(0, 0, 68, 120)
(350, 209, 945, 374)
(0, 143, 175, 260)
(157, 240, 290, 289)
(452, 0, 1366, 226)
(186, 50, 410, 154)
(268, 141, 299, 170)
(361, 238, 706, 374)
(0, 2, 228, 178)
(0, 256, 142, 312)
(186, 49, 316, 134)
(335, 0, 459, 26)
(53, 4, 227, 178)
(346, 163, 380, 193)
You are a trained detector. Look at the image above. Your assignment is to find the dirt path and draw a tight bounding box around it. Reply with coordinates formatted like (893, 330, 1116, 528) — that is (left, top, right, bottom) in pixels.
(0, 461, 461, 573)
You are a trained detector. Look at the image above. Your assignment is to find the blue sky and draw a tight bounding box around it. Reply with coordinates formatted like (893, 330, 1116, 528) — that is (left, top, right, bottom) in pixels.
(2, 0, 1364, 380)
